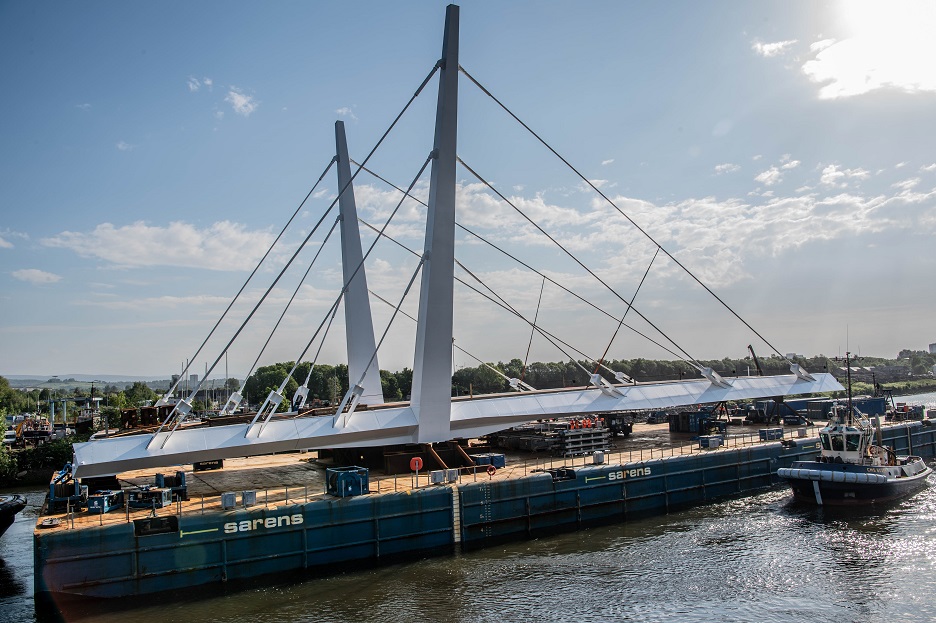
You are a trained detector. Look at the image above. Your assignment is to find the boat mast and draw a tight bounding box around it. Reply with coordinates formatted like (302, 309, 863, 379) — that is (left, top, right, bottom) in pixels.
(845, 351, 853, 425)
(411, 4, 459, 443)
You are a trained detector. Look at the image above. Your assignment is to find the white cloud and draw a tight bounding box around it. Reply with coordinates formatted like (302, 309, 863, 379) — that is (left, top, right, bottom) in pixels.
(895, 161, 907, 169)
(12, 269, 62, 284)
(781, 160, 801, 170)
(593, 182, 936, 288)
(41, 221, 276, 271)
(801, 3, 936, 99)
(755, 167, 782, 186)
(187, 77, 201, 92)
(225, 87, 258, 117)
(0, 230, 28, 248)
(921, 163, 936, 172)
(714, 163, 740, 175)
(820, 164, 870, 187)
(76, 103, 91, 111)
(116, 141, 133, 151)
(892, 177, 921, 191)
(752, 39, 798, 57)
(203, 78, 213, 90)
(601, 159, 614, 166)
(73, 293, 232, 311)
(336, 107, 358, 121)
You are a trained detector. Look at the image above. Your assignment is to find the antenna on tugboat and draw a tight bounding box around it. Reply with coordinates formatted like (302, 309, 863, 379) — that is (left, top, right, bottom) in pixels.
(833, 351, 858, 425)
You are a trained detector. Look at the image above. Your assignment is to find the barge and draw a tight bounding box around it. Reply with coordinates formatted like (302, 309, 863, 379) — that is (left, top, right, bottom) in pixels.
(34, 421, 936, 610)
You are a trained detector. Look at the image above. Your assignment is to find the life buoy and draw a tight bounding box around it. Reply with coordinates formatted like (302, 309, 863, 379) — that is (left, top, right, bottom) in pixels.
(410, 456, 423, 471)
(486, 465, 496, 476)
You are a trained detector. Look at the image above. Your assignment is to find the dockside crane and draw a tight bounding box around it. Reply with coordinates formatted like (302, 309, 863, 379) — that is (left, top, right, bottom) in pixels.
(747, 344, 764, 376)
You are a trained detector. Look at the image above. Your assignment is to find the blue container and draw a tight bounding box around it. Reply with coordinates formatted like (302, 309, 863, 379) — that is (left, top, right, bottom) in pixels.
(326, 466, 369, 497)
(86, 490, 124, 514)
(853, 397, 886, 416)
(489, 453, 506, 468)
(471, 453, 492, 465)
(698, 435, 723, 449)
(759, 428, 783, 441)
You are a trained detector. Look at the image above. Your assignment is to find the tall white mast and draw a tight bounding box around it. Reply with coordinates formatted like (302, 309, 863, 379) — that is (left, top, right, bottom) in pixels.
(336, 120, 385, 406)
(411, 3, 459, 442)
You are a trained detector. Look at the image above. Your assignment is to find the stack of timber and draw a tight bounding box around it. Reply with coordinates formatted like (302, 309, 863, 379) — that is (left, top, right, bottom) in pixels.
(485, 419, 611, 456)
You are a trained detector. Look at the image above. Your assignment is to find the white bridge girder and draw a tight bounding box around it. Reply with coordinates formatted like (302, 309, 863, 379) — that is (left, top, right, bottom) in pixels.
(72, 372, 842, 477)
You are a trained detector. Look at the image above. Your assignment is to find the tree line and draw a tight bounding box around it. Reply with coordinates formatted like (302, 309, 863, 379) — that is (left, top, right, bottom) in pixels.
(2, 347, 933, 418)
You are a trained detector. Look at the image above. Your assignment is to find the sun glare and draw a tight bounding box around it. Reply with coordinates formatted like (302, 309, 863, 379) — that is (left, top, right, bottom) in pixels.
(804, 0, 936, 98)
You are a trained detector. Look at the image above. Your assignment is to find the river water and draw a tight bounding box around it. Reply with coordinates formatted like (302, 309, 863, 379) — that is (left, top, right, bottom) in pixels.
(3, 392, 936, 623)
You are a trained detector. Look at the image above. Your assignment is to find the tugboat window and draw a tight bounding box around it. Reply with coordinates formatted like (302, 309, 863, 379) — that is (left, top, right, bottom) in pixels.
(830, 434, 844, 451)
(820, 433, 831, 450)
(846, 434, 860, 451)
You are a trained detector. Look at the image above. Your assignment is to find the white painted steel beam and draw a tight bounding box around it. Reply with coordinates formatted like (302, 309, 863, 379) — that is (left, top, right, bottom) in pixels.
(335, 120, 384, 406)
(72, 372, 842, 477)
(411, 4, 458, 443)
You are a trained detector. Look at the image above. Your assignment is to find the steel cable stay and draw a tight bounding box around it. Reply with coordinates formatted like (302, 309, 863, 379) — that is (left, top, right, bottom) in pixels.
(521, 276, 546, 385)
(222, 215, 341, 418)
(592, 247, 660, 380)
(292, 300, 342, 412)
(357, 214, 692, 370)
(252, 152, 434, 435)
(154, 197, 341, 446)
(458, 155, 705, 375)
(153, 164, 341, 440)
(153, 62, 442, 444)
(251, 294, 344, 437)
(459, 64, 796, 367)
(328, 155, 435, 425)
(156, 156, 336, 411)
(359, 215, 647, 390)
(350, 162, 696, 367)
(244, 106, 442, 437)
(253, 152, 433, 435)
(336, 258, 425, 428)
(367, 288, 534, 392)
(454, 260, 626, 391)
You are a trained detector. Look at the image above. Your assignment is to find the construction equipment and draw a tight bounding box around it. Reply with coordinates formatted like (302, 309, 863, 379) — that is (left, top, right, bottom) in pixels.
(747, 345, 764, 376)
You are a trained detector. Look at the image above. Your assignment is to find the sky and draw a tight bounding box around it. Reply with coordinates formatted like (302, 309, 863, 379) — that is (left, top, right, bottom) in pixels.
(2, 0, 935, 381)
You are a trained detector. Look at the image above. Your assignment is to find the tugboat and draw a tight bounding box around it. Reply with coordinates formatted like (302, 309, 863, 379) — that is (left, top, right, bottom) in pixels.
(777, 353, 932, 506)
(0, 494, 27, 537)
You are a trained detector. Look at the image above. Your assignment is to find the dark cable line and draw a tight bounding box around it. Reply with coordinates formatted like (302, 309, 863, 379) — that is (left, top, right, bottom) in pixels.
(593, 247, 659, 376)
(459, 64, 788, 361)
(351, 161, 692, 364)
(458, 155, 702, 369)
(155, 62, 442, 435)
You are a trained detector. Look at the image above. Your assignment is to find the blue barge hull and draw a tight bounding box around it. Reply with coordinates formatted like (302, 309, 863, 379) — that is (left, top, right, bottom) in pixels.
(35, 423, 936, 606)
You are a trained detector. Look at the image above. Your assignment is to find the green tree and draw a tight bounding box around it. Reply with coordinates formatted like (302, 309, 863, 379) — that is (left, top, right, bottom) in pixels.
(125, 381, 157, 406)
(244, 363, 301, 412)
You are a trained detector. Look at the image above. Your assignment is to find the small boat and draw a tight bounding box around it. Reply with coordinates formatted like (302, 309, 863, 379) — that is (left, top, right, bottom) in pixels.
(0, 494, 27, 537)
(778, 403, 932, 505)
(779, 351, 932, 506)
